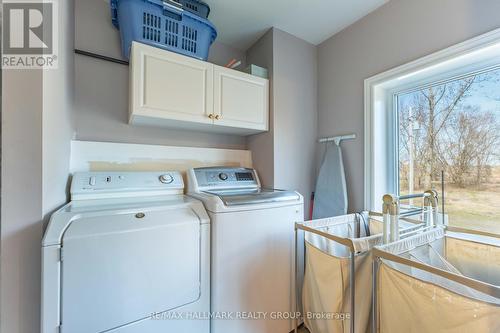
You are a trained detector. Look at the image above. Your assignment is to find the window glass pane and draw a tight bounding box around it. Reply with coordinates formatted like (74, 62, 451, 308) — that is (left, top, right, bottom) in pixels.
(398, 68, 500, 234)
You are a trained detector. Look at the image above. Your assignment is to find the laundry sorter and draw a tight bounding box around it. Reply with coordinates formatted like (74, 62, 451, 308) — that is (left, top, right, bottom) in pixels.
(372, 224, 500, 332)
(294, 191, 438, 333)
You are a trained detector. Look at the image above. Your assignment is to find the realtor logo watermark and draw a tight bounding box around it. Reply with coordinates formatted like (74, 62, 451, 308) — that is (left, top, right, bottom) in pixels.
(2, 0, 58, 69)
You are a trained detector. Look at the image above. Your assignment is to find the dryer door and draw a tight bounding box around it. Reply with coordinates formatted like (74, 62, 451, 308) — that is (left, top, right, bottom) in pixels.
(60, 207, 201, 333)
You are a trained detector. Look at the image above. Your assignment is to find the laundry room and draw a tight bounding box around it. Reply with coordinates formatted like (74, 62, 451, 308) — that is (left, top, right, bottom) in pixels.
(2, 0, 500, 332)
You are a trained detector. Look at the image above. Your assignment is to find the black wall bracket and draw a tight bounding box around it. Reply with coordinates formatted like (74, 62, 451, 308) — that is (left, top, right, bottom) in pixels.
(74, 49, 129, 66)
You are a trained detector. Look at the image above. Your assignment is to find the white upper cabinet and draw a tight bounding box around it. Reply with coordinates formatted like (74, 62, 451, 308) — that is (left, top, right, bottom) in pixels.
(213, 66, 268, 132)
(129, 42, 269, 135)
(129, 42, 214, 127)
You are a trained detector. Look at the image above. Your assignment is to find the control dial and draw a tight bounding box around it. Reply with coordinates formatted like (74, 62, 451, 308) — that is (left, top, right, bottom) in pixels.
(218, 172, 228, 181)
(159, 174, 174, 184)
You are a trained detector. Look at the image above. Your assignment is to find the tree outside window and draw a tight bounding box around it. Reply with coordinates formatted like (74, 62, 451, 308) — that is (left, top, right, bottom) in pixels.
(398, 68, 500, 233)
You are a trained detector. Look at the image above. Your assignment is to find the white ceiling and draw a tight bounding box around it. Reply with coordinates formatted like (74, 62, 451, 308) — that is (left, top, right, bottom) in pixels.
(204, 0, 389, 50)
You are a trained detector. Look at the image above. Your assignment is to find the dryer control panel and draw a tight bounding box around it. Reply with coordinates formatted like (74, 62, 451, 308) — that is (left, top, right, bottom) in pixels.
(71, 171, 184, 200)
(188, 167, 260, 192)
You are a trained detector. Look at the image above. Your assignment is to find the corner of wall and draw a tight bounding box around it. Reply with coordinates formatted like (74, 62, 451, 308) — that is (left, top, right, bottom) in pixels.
(244, 27, 318, 219)
(42, 0, 75, 218)
(245, 28, 275, 188)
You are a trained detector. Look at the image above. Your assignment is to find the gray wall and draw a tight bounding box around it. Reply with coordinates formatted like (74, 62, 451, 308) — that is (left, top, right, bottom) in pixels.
(74, 0, 247, 150)
(43, 0, 75, 217)
(209, 41, 247, 69)
(247, 28, 318, 217)
(273, 29, 317, 215)
(317, 0, 500, 211)
(1, 2, 75, 332)
(1, 69, 43, 333)
(246, 30, 275, 187)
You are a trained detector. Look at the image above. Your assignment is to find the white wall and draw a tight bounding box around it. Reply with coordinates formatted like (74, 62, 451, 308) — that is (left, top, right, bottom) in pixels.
(318, 0, 500, 211)
(70, 141, 252, 174)
(74, 0, 248, 149)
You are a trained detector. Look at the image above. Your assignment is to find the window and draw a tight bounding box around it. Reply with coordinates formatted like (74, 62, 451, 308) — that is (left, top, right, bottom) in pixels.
(365, 28, 500, 234)
(397, 68, 500, 233)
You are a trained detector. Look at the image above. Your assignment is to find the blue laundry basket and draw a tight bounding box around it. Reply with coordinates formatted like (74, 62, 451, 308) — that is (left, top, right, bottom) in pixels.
(172, 0, 210, 18)
(111, 0, 217, 60)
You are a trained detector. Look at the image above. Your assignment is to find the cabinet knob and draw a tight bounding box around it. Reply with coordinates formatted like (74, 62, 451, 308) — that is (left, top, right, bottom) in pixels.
(208, 114, 214, 119)
(215, 114, 220, 120)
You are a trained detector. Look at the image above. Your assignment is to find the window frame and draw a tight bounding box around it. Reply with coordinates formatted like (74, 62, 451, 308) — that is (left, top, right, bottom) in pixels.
(393, 64, 500, 201)
(364, 28, 500, 211)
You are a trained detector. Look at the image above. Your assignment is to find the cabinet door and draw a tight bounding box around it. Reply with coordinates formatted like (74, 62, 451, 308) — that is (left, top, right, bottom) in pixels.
(130, 42, 214, 126)
(213, 66, 269, 131)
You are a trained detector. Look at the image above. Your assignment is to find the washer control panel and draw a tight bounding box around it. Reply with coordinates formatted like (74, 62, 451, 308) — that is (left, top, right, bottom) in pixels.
(189, 167, 259, 191)
(71, 171, 184, 200)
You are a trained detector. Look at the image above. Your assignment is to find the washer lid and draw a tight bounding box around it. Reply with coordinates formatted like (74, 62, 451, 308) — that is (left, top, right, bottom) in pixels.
(60, 207, 201, 333)
(205, 188, 301, 206)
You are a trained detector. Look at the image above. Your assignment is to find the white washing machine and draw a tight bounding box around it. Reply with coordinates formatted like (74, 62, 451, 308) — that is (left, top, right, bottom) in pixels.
(41, 171, 210, 333)
(187, 167, 304, 333)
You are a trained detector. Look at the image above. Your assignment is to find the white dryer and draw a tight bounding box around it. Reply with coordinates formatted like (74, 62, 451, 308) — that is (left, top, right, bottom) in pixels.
(41, 172, 210, 333)
(187, 167, 304, 333)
